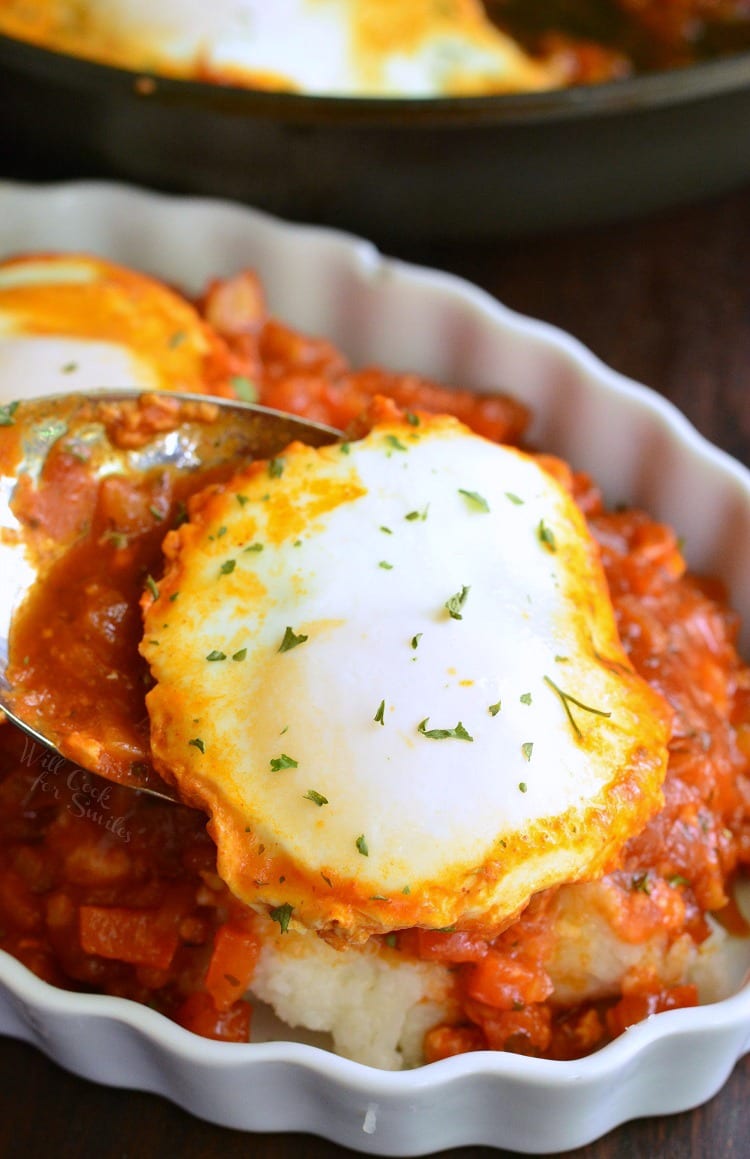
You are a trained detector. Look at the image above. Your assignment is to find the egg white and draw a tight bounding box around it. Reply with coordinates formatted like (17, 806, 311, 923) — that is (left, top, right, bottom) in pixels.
(0, 254, 229, 402)
(0, 0, 557, 96)
(143, 415, 670, 939)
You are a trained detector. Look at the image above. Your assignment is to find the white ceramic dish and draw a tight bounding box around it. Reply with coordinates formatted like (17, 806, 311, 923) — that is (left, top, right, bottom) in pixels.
(0, 179, 749, 1155)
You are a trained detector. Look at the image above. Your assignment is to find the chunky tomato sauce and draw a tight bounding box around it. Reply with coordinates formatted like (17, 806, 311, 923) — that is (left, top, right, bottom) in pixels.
(6, 392, 325, 794)
(0, 725, 259, 1039)
(8, 442, 183, 790)
(0, 270, 748, 1059)
(489, 0, 750, 82)
(418, 482, 750, 1061)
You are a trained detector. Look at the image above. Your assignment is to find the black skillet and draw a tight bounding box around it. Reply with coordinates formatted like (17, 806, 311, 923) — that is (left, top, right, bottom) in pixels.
(2, 30, 750, 240)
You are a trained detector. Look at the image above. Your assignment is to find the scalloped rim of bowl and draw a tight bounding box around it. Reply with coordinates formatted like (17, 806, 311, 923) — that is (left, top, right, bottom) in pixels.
(0, 179, 748, 1154)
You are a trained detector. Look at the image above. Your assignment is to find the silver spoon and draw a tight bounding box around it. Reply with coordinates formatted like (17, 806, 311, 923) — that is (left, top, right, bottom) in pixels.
(0, 389, 339, 802)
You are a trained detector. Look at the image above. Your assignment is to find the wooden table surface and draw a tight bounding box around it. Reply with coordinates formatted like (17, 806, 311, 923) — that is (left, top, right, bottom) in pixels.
(0, 181, 749, 1157)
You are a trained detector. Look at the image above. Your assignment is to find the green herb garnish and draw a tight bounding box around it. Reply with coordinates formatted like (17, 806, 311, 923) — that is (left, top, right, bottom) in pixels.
(0, 403, 18, 431)
(304, 790, 328, 807)
(278, 626, 308, 653)
(269, 903, 294, 933)
(537, 520, 557, 551)
(270, 754, 298, 772)
(458, 489, 490, 513)
(417, 719, 473, 742)
(231, 375, 258, 403)
(543, 675, 611, 739)
(445, 585, 470, 620)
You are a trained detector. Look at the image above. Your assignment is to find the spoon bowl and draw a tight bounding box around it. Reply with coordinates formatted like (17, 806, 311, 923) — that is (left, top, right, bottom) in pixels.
(0, 389, 339, 800)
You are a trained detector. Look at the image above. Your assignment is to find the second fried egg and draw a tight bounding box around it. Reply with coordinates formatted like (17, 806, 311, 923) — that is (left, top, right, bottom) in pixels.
(0, 253, 234, 401)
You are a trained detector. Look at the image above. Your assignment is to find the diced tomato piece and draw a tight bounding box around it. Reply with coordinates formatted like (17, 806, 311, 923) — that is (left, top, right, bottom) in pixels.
(199, 270, 266, 337)
(11, 938, 64, 987)
(411, 929, 489, 963)
(465, 951, 553, 1010)
(79, 905, 180, 970)
(174, 991, 252, 1043)
(0, 868, 43, 932)
(259, 319, 348, 377)
(480, 1004, 552, 1055)
(605, 984, 698, 1038)
(423, 1024, 487, 1062)
(203, 924, 261, 1012)
(548, 1007, 606, 1060)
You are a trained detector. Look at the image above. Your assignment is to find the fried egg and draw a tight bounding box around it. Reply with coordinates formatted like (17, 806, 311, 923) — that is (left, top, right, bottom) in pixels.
(0, 254, 234, 402)
(0, 0, 558, 96)
(141, 414, 671, 943)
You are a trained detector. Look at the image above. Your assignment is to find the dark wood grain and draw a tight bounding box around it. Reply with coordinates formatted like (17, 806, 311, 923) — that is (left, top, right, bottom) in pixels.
(0, 184, 749, 1158)
(402, 189, 750, 473)
(0, 1035, 747, 1158)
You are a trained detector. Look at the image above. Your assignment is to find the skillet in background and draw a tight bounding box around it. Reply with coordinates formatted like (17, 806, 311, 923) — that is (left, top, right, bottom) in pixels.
(1, 34, 750, 243)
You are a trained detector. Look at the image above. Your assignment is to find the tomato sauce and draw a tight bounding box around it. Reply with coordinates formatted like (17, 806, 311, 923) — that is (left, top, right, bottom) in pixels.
(0, 270, 748, 1057)
(5, 392, 320, 795)
(488, 0, 750, 82)
(0, 725, 258, 1039)
(8, 444, 181, 789)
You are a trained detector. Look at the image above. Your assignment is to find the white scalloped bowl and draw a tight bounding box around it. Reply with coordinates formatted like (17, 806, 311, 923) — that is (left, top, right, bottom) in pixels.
(0, 180, 749, 1155)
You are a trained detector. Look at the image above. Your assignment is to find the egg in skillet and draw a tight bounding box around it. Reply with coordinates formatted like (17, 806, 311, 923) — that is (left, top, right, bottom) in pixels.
(0, 253, 235, 401)
(0, 0, 559, 96)
(141, 413, 671, 945)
